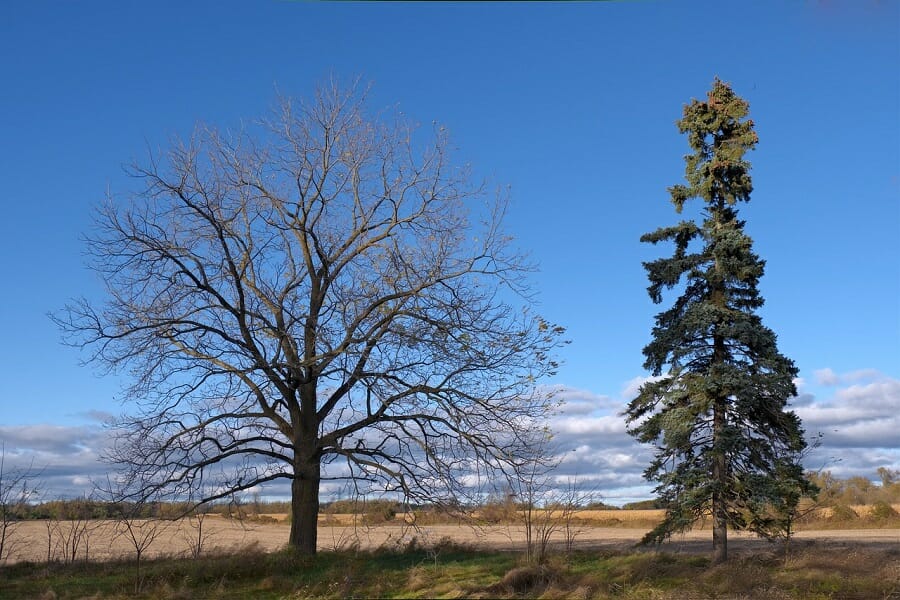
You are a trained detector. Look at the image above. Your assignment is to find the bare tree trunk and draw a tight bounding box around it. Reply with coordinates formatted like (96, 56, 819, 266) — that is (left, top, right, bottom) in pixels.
(289, 455, 320, 555)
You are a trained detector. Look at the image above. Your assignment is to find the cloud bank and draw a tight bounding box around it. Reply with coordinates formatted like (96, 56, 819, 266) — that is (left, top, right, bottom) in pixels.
(1, 370, 896, 505)
(543, 371, 900, 503)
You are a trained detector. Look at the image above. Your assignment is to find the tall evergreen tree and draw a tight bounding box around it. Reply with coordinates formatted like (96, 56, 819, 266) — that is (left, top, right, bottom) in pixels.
(626, 79, 814, 564)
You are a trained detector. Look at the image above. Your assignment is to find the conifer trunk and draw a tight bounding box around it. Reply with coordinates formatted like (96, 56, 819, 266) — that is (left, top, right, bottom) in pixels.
(712, 395, 728, 564)
(711, 204, 728, 564)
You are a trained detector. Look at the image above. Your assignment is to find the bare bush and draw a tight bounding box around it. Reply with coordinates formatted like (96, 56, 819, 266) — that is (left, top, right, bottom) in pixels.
(181, 509, 213, 558)
(0, 449, 40, 563)
(97, 476, 170, 592)
(44, 496, 101, 564)
(496, 436, 598, 564)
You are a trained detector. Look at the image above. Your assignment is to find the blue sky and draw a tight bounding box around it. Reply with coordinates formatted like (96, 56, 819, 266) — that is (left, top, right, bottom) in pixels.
(1, 1, 897, 503)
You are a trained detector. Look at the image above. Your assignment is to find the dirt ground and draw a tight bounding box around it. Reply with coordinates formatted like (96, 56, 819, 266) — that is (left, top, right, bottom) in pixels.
(4, 517, 899, 564)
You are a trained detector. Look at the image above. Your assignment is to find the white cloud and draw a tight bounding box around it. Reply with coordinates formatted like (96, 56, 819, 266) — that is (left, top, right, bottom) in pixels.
(545, 385, 616, 415)
(552, 415, 626, 437)
(0, 424, 112, 499)
(793, 371, 900, 476)
(796, 378, 900, 433)
(786, 368, 900, 473)
(822, 419, 898, 448)
(834, 378, 899, 408)
(620, 375, 666, 401)
(813, 367, 886, 387)
(0, 425, 110, 466)
(541, 384, 657, 503)
(545, 371, 900, 503)
(843, 369, 883, 383)
(814, 368, 840, 386)
(790, 392, 816, 407)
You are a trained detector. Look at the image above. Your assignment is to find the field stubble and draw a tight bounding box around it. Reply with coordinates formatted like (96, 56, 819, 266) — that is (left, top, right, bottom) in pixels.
(5, 507, 900, 564)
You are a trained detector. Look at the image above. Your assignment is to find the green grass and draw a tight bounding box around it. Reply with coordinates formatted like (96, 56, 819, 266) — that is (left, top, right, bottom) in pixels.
(1, 541, 897, 599)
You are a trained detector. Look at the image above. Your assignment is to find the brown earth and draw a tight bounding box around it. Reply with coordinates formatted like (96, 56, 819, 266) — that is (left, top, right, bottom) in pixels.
(5, 515, 899, 564)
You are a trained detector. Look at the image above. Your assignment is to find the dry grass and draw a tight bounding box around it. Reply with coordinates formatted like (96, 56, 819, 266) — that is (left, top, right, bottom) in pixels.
(3, 517, 291, 564)
(2, 531, 898, 599)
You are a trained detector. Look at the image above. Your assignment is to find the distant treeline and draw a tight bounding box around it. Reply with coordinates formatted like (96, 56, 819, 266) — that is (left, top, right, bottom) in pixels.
(808, 468, 900, 506)
(4, 469, 898, 522)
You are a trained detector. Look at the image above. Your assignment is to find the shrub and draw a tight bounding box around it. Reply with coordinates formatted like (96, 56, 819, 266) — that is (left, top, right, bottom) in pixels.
(620, 499, 663, 510)
(320, 498, 400, 524)
(867, 501, 899, 522)
(478, 499, 517, 524)
(828, 504, 858, 523)
(361, 500, 398, 525)
(251, 515, 280, 524)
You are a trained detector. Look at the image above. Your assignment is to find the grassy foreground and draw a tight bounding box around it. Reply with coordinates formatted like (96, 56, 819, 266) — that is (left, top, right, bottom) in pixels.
(2, 541, 898, 599)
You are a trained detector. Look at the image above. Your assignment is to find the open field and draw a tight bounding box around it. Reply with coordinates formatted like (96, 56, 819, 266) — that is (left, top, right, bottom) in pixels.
(2, 514, 898, 599)
(332, 503, 900, 528)
(4, 514, 899, 564)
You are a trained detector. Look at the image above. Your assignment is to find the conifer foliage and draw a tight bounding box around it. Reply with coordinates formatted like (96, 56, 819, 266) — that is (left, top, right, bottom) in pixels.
(626, 79, 814, 563)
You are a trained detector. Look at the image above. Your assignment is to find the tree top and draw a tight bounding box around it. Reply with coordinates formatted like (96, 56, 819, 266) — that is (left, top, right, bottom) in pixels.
(670, 78, 758, 212)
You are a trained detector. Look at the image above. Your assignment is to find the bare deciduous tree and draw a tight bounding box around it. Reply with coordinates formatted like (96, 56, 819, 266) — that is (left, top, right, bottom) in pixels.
(44, 495, 98, 564)
(97, 475, 169, 591)
(114, 505, 168, 592)
(182, 507, 212, 559)
(499, 437, 597, 563)
(56, 81, 565, 554)
(179, 478, 217, 559)
(0, 448, 40, 564)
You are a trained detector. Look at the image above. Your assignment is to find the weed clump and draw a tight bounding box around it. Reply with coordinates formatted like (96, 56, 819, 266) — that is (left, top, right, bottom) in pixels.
(491, 563, 561, 596)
